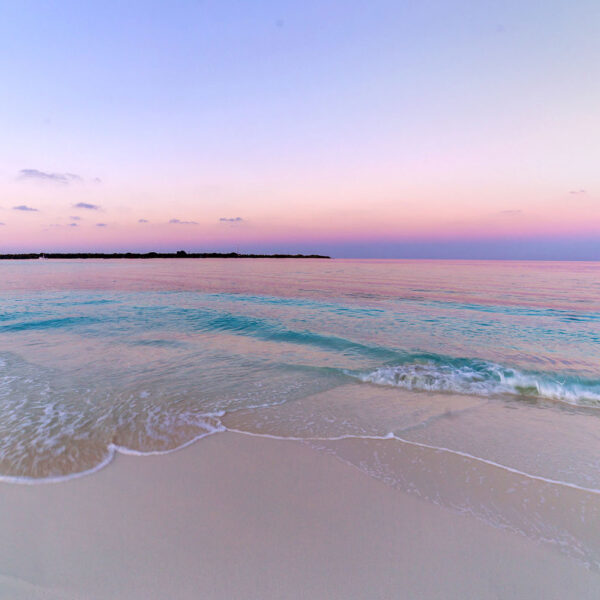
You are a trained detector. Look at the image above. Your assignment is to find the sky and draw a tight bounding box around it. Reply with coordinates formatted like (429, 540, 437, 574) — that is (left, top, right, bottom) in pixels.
(0, 0, 599, 258)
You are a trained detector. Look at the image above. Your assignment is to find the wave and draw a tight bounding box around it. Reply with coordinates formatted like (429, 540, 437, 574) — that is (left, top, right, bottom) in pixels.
(0, 414, 225, 486)
(10, 417, 600, 495)
(187, 310, 400, 360)
(0, 315, 101, 333)
(350, 357, 600, 407)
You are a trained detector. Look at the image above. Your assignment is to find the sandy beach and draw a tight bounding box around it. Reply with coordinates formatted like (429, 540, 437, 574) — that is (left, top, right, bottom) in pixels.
(1, 431, 598, 600)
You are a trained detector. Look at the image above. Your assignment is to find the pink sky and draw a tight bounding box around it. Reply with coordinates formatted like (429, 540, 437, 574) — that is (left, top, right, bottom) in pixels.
(1, 2, 598, 257)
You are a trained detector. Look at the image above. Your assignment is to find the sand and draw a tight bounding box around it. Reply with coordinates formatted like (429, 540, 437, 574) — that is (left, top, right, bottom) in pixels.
(0, 431, 598, 600)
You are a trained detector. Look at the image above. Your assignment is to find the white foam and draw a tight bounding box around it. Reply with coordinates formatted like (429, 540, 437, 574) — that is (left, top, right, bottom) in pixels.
(0, 413, 226, 485)
(0, 446, 117, 485)
(353, 362, 600, 406)
(5, 414, 599, 497)
(389, 434, 600, 496)
(114, 419, 226, 457)
(224, 427, 600, 496)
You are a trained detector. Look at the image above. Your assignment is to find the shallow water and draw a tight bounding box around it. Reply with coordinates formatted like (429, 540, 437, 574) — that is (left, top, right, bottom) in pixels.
(1, 259, 599, 563)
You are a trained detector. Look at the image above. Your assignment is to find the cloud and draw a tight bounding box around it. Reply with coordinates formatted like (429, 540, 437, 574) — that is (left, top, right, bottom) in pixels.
(96, 223, 107, 227)
(169, 218, 198, 225)
(498, 209, 522, 215)
(138, 218, 149, 223)
(70, 215, 82, 221)
(0, 222, 5, 226)
(569, 189, 586, 195)
(13, 204, 38, 212)
(74, 202, 100, 210)
(18, 169, 83, 184)
(219, 217, 244, 223)
(49, 222, 80, 229)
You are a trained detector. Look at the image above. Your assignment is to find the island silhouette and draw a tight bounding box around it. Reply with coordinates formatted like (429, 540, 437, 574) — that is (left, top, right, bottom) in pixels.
(0, 251, 330, 260)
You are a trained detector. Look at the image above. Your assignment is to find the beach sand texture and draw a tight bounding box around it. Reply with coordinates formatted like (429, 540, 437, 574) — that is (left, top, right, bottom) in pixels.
(1, 432, 598, 600)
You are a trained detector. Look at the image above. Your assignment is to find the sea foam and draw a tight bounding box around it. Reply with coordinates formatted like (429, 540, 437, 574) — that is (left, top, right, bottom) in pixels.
(353, 359, 600, 406)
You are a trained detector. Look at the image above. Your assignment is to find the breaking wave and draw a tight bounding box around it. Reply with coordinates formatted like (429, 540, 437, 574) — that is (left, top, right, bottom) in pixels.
(352, 357, 600, 407)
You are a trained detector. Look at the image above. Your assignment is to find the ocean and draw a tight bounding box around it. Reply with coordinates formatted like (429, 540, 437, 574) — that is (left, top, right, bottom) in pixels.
(1, 258, 599, 565)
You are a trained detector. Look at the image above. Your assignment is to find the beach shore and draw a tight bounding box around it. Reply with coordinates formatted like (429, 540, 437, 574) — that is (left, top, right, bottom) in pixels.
(1, 431, 598, 600)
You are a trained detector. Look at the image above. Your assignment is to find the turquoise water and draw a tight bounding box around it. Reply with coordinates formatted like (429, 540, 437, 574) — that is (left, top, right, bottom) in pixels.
(1, 258, 599, 564)
(1, 258, 599, 479)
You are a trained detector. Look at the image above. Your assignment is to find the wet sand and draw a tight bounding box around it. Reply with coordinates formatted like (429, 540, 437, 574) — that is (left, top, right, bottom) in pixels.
(0, 431, 599, 599)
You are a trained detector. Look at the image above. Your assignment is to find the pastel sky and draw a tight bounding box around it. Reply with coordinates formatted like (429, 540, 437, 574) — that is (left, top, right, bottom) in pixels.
(1, 1, 598, 258)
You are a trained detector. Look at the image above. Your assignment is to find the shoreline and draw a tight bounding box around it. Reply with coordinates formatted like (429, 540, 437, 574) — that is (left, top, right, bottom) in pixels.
(5, 422, 599, 496)
(2, 385, 599, 571)
(1, 431, 598, 599)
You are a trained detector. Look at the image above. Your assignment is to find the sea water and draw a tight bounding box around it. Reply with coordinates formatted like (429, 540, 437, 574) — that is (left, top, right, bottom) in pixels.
(1, 259, 599, 564)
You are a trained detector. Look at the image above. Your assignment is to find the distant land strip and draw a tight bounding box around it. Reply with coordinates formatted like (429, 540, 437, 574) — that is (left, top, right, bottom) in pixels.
(0, 251, 331, 260)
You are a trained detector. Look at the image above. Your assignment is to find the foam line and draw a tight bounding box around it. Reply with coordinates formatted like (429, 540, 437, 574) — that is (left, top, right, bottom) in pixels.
(348, 359, 600, 408)
(0, 446, 117, 486)
(5, 420, 600, 496)
(225, 427, 600, 496)
(113, 426, 225, 457)
(0, 417, 226, 485)
(389, 434, 600, 496)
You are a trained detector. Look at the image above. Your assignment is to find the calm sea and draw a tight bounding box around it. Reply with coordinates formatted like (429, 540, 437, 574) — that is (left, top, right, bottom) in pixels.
(1, 259, 599, 563)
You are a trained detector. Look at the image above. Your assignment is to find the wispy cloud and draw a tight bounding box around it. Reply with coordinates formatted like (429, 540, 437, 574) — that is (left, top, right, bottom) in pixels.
(96, 223, 107, 227)
(74, 202, 100, 210)
(498, 209, 522, 215)
(138, 218, 149, 223)
(219, 217, 244, 223)
(70, 216, 82, 221)
(569, 189, 586, 195)
(18, 169, 83, 184)
(49, 222, 80, 229)
(169, 218, 198, 225)
(13, 204, 38, 212)
(0, 222, 5, 226)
